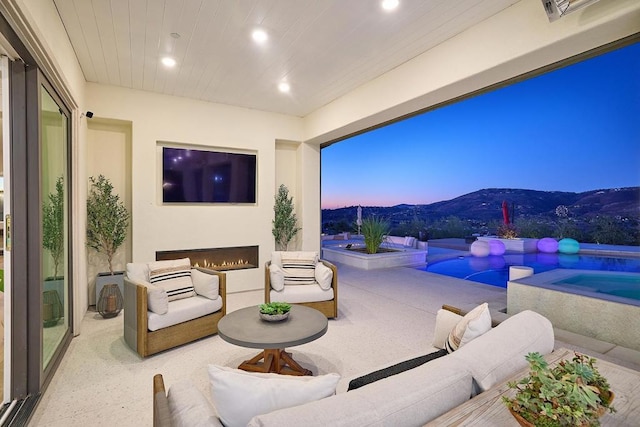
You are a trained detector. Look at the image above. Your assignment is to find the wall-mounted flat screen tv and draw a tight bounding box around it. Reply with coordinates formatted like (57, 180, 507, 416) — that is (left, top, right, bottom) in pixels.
(162, 147, 257, 203)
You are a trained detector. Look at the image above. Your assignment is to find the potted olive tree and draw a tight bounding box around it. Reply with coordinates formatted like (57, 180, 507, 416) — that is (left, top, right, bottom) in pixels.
(43, 176, 65, 323)
(86, 175, 130, 305)
(43, 176, 64, 280)
(272, 184, 300, 251)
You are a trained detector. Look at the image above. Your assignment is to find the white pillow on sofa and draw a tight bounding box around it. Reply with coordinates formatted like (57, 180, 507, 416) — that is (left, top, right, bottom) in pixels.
(314, 262, 333, 290)
(148, 258, 195, 301)
(433, 309, 463, 349)
(191, 269, 219, 300)
(207, 365, 340, 427)
(269, 264, 285, 291)
(445, 303, 491, 353)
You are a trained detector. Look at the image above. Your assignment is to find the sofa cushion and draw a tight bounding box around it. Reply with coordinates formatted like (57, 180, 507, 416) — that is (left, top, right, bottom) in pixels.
(147, 284, 169, 315)
(270, 251, 318, 268)
(448, 310, 554, 394)
(126, 278, 169, 314)
(269, 264, 285, 291)
(168, 380, 222, 427)
(148, 258, 195, 301)
(269, 284, 334, 304)
(126, 262, 150, 282)
(314, 262, 333, 290)
(433, 308, 463, 349)
(445, 302, 491, 353)
(281, 255, 317, 285)
(208, 365, 340, 427)
(191, 269, 219, 300)
(147, 295, 223, 331)
(248, 355, 472, 427)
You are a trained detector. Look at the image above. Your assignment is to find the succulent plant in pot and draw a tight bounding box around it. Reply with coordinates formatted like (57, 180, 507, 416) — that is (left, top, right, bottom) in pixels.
(503, 352, 615, 427)
(259, 302, 292, 322)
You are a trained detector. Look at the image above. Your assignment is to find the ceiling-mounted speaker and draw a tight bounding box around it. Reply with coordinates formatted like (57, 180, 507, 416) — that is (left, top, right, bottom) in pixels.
(541, 0, 601, 22)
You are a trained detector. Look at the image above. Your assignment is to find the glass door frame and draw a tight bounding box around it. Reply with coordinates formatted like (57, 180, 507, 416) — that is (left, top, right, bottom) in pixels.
(26, 70, 73, 392)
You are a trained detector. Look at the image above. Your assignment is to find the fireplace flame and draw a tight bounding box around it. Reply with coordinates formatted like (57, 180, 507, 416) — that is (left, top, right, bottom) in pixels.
(193, 258, 250, 270)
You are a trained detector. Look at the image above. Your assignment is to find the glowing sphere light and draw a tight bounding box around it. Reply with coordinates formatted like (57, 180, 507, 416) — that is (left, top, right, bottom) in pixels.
(489, 239, 506, 256)
(537, 237, 559, 254)
(470, 240, 490, 257)
(558, 238, 580, 254)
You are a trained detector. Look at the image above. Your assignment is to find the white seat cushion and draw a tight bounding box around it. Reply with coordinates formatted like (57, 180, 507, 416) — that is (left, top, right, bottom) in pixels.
(270, 284, 334, 304)
(148, 295, 223, 331)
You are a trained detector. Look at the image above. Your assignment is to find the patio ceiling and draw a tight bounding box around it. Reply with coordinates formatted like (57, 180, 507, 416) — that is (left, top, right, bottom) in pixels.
(53, 0, 520, 117)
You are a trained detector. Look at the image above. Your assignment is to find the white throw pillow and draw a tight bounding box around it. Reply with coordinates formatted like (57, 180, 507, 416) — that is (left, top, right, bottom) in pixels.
(207, 365, 340, 427)
(168, 380, 222, 427)
(126, 262, 149, 282)
(433, 309, 463, 349)
(128, 279, 168, 314)
(445, 303, 491, 353)
(191, 269, 219, 300)
(314, 262, 333, 290)
(269, 264, 285, 291)
(281, 254, 318, 286)
(148, 258, 195, 301)
(147, 285, 169, 315)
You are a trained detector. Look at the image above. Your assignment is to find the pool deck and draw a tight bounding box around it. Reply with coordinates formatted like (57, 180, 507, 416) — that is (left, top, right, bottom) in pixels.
(324, 237, 640, 370)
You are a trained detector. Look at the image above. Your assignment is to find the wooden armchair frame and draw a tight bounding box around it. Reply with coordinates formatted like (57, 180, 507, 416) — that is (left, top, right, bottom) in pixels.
(265, 260, 338, 319)
(124, 267, 226, 357)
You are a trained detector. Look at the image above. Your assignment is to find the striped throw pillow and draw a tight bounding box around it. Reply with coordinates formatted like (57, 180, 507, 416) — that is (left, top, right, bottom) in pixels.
(149, 262, 195, 301)
(282, 256, 317, 285)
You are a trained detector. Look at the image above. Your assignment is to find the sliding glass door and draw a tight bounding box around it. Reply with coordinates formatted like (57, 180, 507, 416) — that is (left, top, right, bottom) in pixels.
(40, 85, 69, 372)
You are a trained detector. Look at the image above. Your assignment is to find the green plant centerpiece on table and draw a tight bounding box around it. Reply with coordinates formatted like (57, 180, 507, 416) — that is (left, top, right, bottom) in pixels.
(259, 302, 292, 322)
(503, 352, 615, 427)
(260, 302, 291, 315)
(361, 216, 389, 254)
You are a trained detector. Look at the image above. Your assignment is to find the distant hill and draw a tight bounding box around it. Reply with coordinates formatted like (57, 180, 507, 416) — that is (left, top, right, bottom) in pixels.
(322, 187, 640, 228)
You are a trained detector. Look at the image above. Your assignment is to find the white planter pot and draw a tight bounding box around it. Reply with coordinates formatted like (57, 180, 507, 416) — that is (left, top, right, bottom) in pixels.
(477, 236, 539, 253)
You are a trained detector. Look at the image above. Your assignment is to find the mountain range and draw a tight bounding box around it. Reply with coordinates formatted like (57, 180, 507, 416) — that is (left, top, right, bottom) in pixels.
(322, 187, 640, 226)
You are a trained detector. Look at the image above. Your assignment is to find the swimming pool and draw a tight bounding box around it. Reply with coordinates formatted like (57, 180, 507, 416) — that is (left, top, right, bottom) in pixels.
(421, 252, 640, 288)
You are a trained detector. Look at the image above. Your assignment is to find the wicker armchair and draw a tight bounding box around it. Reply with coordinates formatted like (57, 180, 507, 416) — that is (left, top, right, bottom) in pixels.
(265, 255, 338, 319)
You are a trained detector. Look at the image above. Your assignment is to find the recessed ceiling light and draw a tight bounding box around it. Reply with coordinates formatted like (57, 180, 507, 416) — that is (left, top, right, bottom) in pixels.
(161, 57, 176, 67)
(252, 29, 268, 44)
(278, 82, 290, 93)
(382, 0, 399, 11)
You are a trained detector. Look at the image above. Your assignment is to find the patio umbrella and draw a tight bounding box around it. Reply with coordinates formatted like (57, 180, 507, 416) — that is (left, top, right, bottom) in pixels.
(502, 200, 510, 225)
(356, 206, 362, 234)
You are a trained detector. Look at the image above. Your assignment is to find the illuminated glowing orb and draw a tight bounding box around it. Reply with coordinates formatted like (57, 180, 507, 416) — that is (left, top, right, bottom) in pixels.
(558, 238, 580, 254)
(489, 239, 506, 256)
(537, 237, 559, 253)
(470, 240, 490, 257)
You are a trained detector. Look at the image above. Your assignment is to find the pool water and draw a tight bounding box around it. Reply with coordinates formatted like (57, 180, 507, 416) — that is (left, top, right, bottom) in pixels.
(554, 273, 640, 301)
(421, 252, 640, 288)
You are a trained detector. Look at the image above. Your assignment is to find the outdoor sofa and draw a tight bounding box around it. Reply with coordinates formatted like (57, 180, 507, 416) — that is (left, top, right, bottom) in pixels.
(153, 308, 554, 426)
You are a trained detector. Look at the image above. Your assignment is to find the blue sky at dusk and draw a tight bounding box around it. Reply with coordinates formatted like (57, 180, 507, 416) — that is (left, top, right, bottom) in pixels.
(321, 42, 640, 209)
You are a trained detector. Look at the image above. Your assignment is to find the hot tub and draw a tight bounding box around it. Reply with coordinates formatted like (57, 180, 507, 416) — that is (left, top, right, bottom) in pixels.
(507, 269, 640, 351)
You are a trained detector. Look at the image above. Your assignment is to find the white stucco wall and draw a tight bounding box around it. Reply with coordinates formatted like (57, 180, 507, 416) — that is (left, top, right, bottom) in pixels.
(86, 83, 305, 293)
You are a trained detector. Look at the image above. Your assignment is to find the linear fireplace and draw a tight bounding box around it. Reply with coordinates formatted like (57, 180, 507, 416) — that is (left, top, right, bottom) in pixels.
(156, 246, 259, 271)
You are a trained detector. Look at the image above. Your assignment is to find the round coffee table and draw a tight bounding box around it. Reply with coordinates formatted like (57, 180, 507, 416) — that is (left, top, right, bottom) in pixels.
(217, 305, 328, 376)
